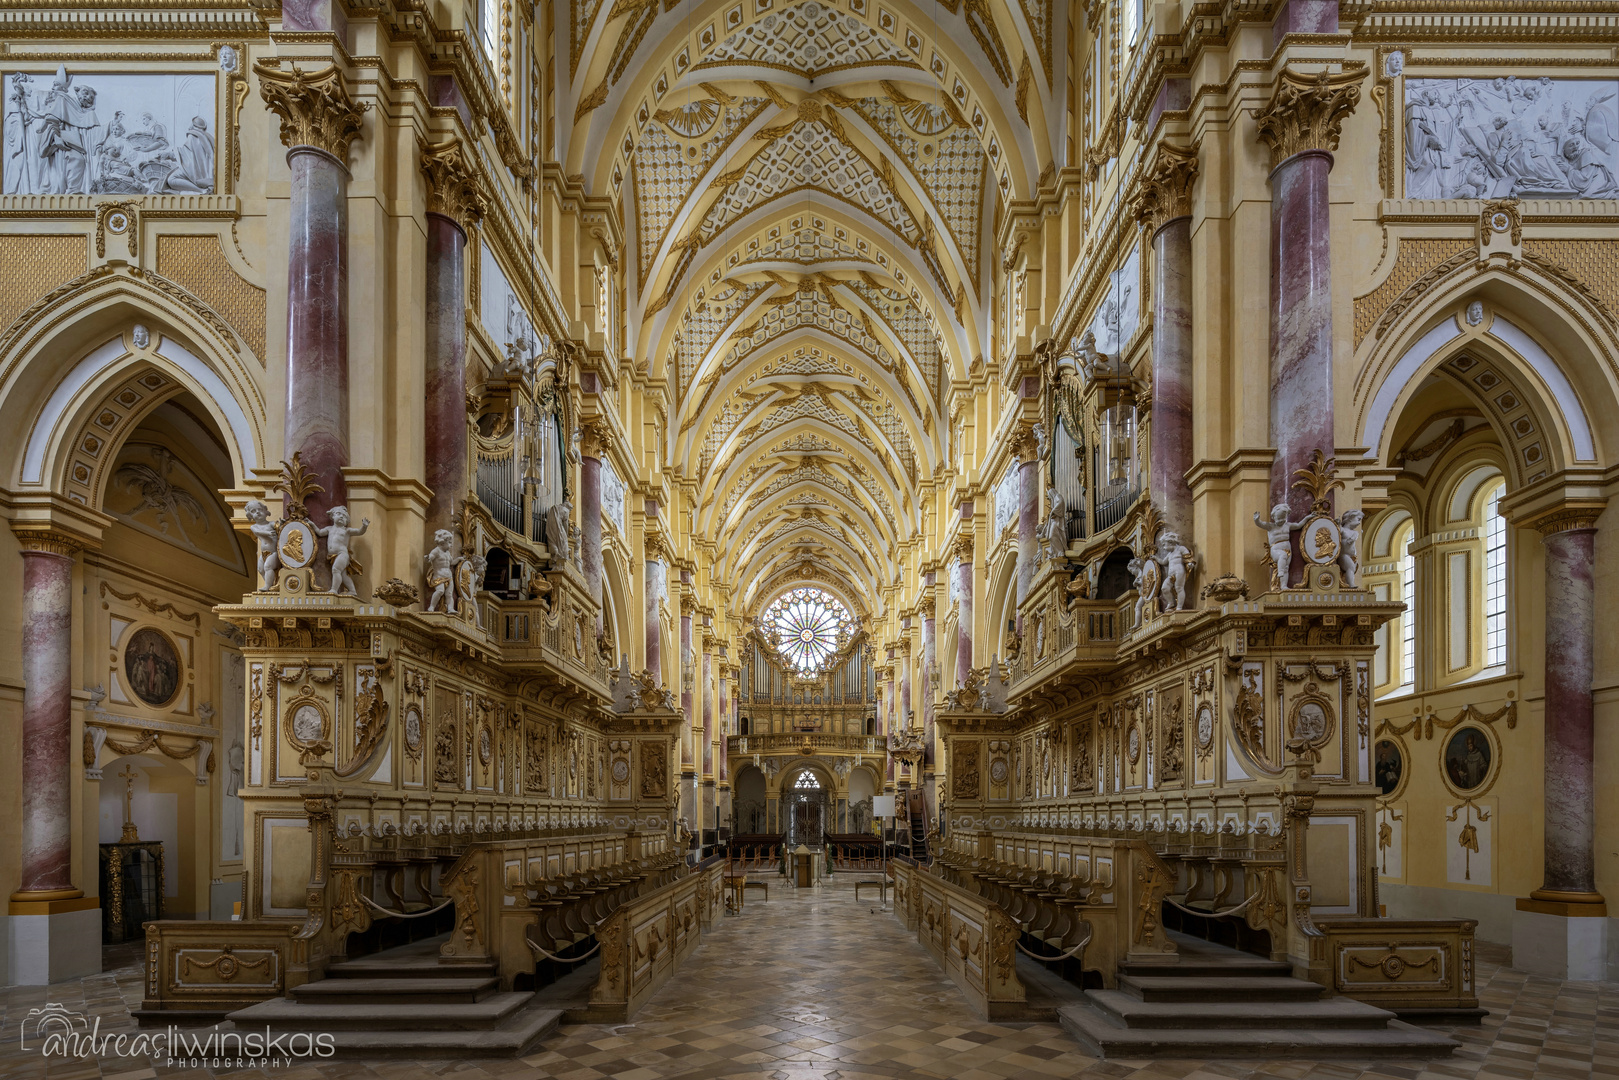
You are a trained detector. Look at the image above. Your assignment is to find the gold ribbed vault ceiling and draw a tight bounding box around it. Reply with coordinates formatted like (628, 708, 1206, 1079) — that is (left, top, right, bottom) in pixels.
(566, 0, 1058, 620)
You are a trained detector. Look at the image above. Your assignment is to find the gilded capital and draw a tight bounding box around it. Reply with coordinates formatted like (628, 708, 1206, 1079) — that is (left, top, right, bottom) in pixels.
(580, 420, 615, 460)
(255, 63, 367, 160)
(1527, 504, 1604, 537)
(13, 529, 86, 558)
(419, 136, 488, 229)
(1010, 423, 1040, 465)
(1131, 142, 1199, 235)
(952, 533, 975, 563)
(1254, 68, 1363, 170)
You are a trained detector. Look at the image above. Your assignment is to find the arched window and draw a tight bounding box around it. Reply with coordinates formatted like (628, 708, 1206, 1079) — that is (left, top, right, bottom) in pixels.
(794, 771, 820, 790)
(1483, 482, 1507, 667)
(763, 587, 852, 674)
(1400, 525, 1416, 689)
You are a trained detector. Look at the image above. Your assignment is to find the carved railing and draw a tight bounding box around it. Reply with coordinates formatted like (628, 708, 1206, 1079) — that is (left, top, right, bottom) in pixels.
(438, 828, 670, 975)
(890, 858, 1027, 1020)
(582, 857, 725, 1021)
(1006, 567, 1121, 694)
(727, 732, 884, 755)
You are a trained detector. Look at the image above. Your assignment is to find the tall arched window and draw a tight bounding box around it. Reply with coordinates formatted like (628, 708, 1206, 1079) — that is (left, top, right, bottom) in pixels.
(1400, 526, 1416, 689)
(1483, 482, 1507, 667)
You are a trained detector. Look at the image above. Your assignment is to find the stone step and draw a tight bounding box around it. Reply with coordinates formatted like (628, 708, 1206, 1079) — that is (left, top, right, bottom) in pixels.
(324, 956, 498, 979)
(230, 991, 532, 1031)
(1117, 974, 1324, 1003)
(290, 975, 500, 1005)
(1118, 956, 1292, 980)
(226, 997, 562, 1058)
(1059, 1002, 1458, 1059)
(1085, 989, 1397, 1030)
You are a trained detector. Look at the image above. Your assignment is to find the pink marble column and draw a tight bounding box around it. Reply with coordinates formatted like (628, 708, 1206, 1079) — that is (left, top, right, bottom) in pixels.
(701, 651, 713, 776)
(885, 668, 896, 784)
(1151, 216, 1195, 540)
(717, 664, 729, 778)
(580, 453, 603, 609)
(424, 212, 467, 534)
(922, 589, 936, 770)
(285, 145, 352, 524)
(900, 651, 912, 732)
(14, 542, 79, 899)
(680, 611, 694, 769)
(956, 548, 974, 685)
(644, 553, 663, 681)
(1535, 523, 1602, 902)
(1272, 0, 1337, 43)
(1269, 149, 1336, 582)
(1016, 452, 1039, 630)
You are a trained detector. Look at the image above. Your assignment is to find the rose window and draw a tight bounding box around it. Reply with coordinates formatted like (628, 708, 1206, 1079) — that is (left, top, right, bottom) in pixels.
(764, 587, 851, 673)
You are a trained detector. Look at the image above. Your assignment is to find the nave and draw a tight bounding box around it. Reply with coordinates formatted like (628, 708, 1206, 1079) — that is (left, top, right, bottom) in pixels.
(0, 880, 1612, 1080)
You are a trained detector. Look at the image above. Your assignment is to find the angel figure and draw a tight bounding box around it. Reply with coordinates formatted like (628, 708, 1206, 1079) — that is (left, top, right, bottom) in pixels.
(1128, 556, 1156, 625)
(1155, 530, 1196, 611)
(318, 506, 369, 597)
(245, 499, 279, 589)
(1337, 509, 1365, 588)
(1036, 488, 1067, 562)
(1252, 504, 1300, 590)
(456, 554, 486, 629)
(424, 529, 459, 614)
(116, 446, 208, 545)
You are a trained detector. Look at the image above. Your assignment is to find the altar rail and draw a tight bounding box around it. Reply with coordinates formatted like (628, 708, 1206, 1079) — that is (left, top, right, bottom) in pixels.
(890, 858, 1027, 1020)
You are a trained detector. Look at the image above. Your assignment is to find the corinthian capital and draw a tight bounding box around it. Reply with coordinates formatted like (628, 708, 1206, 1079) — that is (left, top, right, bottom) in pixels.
(1131, 142, 1199, 235)
(256, 63, 367, 159)
(1254, 67, 1363, 170)
(579, 420, 615, 460)
(419, 136, 488, 229)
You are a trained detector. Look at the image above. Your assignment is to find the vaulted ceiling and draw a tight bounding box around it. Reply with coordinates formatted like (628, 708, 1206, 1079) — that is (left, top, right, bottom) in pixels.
(564, 0, 1063, 620)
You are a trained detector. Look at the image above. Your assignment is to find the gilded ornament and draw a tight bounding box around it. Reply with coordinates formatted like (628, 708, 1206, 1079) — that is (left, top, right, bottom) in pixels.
(1255, 68, 1365, 170)
(254, 63, 367, 160)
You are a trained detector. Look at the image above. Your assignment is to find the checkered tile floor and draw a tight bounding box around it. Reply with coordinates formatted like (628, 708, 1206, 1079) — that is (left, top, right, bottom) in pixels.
(2, 877, 1616, 1078)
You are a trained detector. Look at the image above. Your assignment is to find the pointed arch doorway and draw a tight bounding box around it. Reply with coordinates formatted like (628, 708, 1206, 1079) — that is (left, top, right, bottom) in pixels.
(785, 768, 828, 849)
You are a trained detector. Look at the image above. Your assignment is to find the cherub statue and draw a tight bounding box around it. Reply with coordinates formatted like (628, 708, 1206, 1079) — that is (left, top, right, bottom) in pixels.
(318, 506, 369, 597)
(1337, 509, 1365, 588)
(1155, 530, 1196, 611)
(424, 529, 459, 614)
(456, 553, 486, 628)
(1036, 488, 1067, 562)
(1076, 330, 1105, 381)
(245, 499, 279, 590)
(1252, 503, 1300, 591)
(1128, 556, 1153, 625)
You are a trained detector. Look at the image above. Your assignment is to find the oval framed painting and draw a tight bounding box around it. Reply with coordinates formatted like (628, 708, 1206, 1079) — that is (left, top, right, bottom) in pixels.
(1442, 725, 1496, 797)
(1374, 738, 1406, 799)
(124, 627, 182, 708)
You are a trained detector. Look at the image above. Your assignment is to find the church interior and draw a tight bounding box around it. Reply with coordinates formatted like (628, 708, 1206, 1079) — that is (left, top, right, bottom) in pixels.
(2, 0, 1618, 1074)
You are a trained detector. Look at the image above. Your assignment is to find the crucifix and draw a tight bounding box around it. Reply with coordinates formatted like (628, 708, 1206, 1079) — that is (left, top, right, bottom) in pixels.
(118, 764, 141, 843)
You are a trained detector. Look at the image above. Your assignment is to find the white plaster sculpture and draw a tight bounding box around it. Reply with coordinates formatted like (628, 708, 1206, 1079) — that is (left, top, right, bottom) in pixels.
(1128, 556, 1152, 625)
(456, 553, 487, 629)
(245, 499, 279, 589)
(544, 499, 572, 562)
(1036, 488, 1067, 563)
(1155, 530, 1196, 611)
(319, 506, 369, 597)
(1252, 504, 1300, 590)
(1076, 330, 1105, 381)
(424, 529, 459, 614)
(1336, 509, 1365, 588)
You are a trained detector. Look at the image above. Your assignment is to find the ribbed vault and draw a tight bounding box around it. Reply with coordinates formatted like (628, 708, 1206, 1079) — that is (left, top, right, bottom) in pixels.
(568, 0, 1064, 621)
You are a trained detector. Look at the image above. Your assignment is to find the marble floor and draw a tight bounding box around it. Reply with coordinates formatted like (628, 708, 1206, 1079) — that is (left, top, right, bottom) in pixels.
(2, 878, 1616, 1080)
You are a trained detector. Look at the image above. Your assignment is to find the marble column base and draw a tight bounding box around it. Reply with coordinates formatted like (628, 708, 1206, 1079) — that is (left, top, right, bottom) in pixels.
(5, 906, 103, 985)
(1512, 901, 1613, 980)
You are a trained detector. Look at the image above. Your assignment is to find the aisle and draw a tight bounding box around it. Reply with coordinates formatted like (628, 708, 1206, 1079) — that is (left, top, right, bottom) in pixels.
(523, 877, 1092, 1080)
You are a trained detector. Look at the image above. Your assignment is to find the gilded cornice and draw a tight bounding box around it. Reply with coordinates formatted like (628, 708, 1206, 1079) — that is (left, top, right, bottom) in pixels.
(419, 136, 489, 229)
(255, 63, 368, 160)
(1131, 142, 1200, 237)
(1254, 67, 1365, 171)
